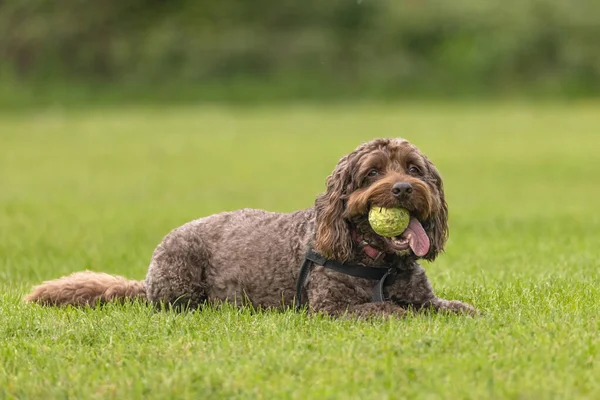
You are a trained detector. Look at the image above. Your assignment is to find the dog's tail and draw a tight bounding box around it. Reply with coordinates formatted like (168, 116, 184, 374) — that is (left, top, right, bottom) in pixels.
(24, 271, 146, 307)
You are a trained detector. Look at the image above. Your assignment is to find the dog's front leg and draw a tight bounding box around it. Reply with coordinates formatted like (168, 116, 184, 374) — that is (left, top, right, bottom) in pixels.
(343, 302, 408, 319)
(305, 271, 407, 319)
(387, 265, 479, 316)
(309, 300, 407, 319)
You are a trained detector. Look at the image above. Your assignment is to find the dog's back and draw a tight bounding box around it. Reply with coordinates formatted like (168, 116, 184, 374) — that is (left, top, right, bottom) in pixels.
(25, 208, 315, 309)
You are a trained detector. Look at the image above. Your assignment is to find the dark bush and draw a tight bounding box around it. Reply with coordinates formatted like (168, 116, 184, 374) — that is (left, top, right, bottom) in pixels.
(1, 0, 599, 100)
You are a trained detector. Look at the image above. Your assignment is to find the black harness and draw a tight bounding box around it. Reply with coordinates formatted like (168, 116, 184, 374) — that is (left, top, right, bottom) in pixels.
(295, 247, 397, 310)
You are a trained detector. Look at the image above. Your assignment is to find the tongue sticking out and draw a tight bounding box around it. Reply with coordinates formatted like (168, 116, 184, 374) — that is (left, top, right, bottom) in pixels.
(402, 218, 430, 257)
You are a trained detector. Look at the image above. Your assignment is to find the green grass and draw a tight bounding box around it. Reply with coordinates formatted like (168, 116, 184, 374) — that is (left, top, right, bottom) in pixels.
(1, 102, 599, 399)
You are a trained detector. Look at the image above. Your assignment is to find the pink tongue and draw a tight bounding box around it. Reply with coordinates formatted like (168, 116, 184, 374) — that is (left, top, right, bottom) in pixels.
(404, 218, 430, 257)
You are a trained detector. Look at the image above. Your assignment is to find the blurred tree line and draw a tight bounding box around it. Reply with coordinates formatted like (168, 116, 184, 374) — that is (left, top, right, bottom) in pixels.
(1, 0, 599, 103)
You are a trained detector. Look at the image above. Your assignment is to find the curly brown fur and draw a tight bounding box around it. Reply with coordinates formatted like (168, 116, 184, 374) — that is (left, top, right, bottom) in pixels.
(24, 138, 477, 318)
(24, 271, 145, 307)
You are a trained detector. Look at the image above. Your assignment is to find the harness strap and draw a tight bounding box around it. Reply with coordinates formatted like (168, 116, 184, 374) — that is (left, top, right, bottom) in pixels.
(295, 256, 313, 311)
(371, 268, 396, 303)
(305, 248, 389, 280)
(295, 248, 396, 310)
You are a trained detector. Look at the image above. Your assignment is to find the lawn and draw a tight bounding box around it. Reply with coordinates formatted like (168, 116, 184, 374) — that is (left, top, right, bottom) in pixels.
(1, 102, 599, 399)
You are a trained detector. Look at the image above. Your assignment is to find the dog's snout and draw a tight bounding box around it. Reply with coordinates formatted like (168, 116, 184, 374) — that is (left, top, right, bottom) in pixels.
(391, 182, 413, 198)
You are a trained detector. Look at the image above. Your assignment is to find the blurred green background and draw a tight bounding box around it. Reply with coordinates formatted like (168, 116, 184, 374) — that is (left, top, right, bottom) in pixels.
(2, 0, 600, 107)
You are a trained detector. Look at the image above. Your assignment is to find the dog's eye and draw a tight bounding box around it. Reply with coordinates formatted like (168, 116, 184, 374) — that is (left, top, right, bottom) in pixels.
(367, 169, 379, 177)
(408, 165, 421, 175)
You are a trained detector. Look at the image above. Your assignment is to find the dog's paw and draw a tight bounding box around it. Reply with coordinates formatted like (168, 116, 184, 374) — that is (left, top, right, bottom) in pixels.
(444, 300, 480, 316)
(427, 298, 481, 317)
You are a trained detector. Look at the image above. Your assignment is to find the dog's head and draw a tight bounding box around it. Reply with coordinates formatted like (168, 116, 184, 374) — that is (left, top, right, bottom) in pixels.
(314, 138, 448, 262)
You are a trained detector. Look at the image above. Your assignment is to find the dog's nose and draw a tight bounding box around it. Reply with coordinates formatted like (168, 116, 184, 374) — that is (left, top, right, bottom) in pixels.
(391, 182, 413, 198)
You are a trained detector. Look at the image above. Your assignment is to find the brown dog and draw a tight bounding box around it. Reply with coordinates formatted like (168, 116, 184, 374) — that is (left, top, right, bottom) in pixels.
(25, 138, 477, 318)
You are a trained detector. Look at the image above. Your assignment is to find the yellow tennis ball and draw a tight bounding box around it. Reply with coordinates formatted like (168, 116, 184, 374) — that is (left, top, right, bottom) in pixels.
(368, 207, 410, 237)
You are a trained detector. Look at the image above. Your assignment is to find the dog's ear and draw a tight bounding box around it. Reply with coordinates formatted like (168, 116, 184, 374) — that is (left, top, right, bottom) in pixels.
(422, 158, 449, 261)
(314, 154, 354, 262)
